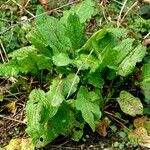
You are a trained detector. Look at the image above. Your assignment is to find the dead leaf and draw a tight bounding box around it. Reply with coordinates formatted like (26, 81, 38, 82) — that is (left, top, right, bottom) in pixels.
(4, 138, 34, 150)
(5, 101, 17, 114)
(117, 91, 143, 117)
(133, 116, 150, 134)
(96, 117, 111, 137)
(133, 116, 147, 128)
(128, 127, 150, 148)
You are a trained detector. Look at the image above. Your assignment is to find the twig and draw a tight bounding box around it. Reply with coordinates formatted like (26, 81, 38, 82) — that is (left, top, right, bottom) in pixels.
(144, 32, 150, 39)
(117, 0, 128, 27)
(113, 0, 144, 21)
(6, 89, 20, 101)
(0, 48, 5, 63)
(121, 1, 138, 24)
(0, 0, 11, 9)
(11, 0, 35, 17)
(104, 111, 128, 129)
(100, 5, 109, 23)
(0, 0, 80, 35)
(104, 111, 126, 123)
(0, 37, 9, 62)
(0, 114, 25, 124)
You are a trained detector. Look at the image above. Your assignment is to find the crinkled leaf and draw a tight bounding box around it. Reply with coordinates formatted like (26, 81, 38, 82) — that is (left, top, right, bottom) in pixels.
(78, 29, 107, 53)
(61, 0, 97, 24)
(52, 53, 73, 66)
(79, 28, 126, 54)
(108, 38, 134, 69)
(65, 13, 84, 50)
(107, 39, 146, 76)
(27, 17, 72, 55)
(0, 46, 52, 77)
(33, 103, 82, 148)
(76, 29, 119, 72)
(26, 89, 58, 146)
(75, 86, 101, 131)
(116, 45, 146, 76)
(8, 46, 37, 58)
(117, 91, 143, 116)
(35, 5, 48, 25)
(0, 61, 19, 77)
(140, 63, 150, 103)
(78, 29, 145, 76)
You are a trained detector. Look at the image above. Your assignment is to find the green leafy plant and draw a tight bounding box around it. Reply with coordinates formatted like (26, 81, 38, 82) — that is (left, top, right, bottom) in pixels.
(140, 63, 150, 103)
(0, 0, 148, 148)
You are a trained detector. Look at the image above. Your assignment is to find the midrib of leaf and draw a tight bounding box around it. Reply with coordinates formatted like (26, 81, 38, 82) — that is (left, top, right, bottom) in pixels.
(66, 49, 94, 98)
(118, 45, 144, 70)
(51, 80, 63, 105)
(113, 39, 134, 66)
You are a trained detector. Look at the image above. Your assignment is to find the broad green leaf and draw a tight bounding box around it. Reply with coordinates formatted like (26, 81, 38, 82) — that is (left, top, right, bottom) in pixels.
(107, 39, 146, 76)
(78, 29, 107, 53)
(0, 46, 52, 77)
(31, 102, 82, 148)
(138, 5, 150, 15)
(117, 91, 143, 116)
(65, 13, 84, 50)
(0, 54, 51, 77)
(26, 89, 58, 125)
(108, 38, 134, 69)
(0, 61, 19, 77)
(140, 63, 150, 103)
(87, 73, 104, 88)
(8, 46, 37, 58)
(78, 28, 145, 77)
(27, 17, 72, 55)
(75, 29, 119, 73)
(61, 0, 97, 24)
(79, 28, 126, 54)
(52, 53, 72, 66)
(75, 86, 101, 131)
(26, 89, 58, 146)
(117, 45, 146, 76)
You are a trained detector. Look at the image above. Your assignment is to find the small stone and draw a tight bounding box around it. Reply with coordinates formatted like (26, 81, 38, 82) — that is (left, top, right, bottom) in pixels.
(85, 134, 90, 138)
